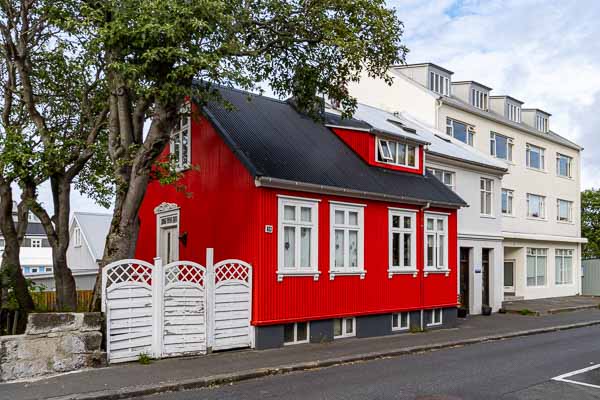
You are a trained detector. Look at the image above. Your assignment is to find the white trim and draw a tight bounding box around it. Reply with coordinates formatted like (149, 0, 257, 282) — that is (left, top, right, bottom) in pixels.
(329, 200, 367, 208)
(333, 317, 356, 339)
(374, 137, 420, 170)
(73, 227, 82, 247)
(155, 207, 180, 263)
(388, 206, 418, 213)
(424, 269, 450, 277)
(277, 271, 321, 282)
(154, 202, 180, 214)
(424, 213, 449, 273)
(388, 209, 417, 277)
(388, 269, 418, 278)
(329, 203, 365, 279)
(424, 210, 451, 216)
(391, 312, 410, 331)
(283, 322, 310, 346)
(427, 308, 443, 327)
(277, 194, 322, 203)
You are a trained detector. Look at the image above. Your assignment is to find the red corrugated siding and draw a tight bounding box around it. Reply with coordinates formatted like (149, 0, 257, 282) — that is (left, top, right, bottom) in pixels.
(136, 112, 458, 327)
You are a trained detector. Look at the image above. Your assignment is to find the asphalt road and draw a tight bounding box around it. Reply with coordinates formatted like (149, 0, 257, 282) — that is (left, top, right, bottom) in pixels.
(144, 325, 600, 400)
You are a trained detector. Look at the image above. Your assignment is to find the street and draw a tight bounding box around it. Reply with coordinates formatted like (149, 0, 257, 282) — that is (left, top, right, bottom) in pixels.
(144, 325, 600, 400)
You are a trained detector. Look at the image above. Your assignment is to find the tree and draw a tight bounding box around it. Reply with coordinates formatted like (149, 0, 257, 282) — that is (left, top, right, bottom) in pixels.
(582, 188, 600, 259)
(0, 0, 109, 311)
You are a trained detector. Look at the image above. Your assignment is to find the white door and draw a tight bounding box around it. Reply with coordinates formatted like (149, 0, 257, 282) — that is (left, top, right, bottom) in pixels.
(157, 211, 179, 264)
(504, 260, 515, 293)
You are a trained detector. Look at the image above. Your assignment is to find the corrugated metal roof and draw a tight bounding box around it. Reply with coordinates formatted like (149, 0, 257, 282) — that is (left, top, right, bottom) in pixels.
(202, 87, 467, 208)
(73, 212, 112, 260)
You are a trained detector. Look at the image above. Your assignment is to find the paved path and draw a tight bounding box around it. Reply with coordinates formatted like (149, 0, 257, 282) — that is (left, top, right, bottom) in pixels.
(502, 295, 600, 315)
(3, 309, 600, 400)
(146, 324, 600, 400)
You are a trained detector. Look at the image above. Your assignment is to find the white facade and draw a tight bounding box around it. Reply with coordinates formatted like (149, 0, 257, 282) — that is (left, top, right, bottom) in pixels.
(348, 63, 586, 303)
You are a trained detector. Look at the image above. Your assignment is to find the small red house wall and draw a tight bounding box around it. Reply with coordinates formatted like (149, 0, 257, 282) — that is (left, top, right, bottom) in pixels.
(135, 112, 458, 327)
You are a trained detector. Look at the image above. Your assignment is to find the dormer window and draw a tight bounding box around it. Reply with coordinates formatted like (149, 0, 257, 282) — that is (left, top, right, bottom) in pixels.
(536, 114, 548, 132)
(429, 71, 450, 96)
(507, 103, 521, 123)
(376, 137, 417, 168)
(472, 89, 488, 110)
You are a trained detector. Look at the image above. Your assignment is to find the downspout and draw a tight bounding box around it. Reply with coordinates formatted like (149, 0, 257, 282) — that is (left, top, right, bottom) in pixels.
(419, 201, 431, 331)
(435, 97, 443, 131)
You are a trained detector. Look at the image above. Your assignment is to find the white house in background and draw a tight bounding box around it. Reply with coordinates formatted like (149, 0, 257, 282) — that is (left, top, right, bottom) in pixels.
(0, 203, 53, 277)
(349, 62, 586, 302)
(346, 103, 508, 314)
(30, 212, 112, 291)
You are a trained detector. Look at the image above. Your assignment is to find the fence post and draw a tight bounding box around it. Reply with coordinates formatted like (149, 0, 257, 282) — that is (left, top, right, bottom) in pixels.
(152, 257, 164, 359)
(206, 248, 214, 352)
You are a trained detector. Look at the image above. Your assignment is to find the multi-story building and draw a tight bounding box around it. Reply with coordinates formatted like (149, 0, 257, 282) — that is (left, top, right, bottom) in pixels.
(349, 63, 586, 302)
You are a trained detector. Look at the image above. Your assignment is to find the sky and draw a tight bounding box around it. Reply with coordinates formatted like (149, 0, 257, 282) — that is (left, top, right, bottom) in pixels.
(38, 0, 600, 214)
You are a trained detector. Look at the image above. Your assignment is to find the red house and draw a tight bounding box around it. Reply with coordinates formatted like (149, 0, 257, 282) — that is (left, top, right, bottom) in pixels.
(135, 86, 466, 349)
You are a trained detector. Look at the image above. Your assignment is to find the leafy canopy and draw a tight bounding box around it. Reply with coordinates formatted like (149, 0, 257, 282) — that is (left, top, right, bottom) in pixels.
(582, 188, 600, 259)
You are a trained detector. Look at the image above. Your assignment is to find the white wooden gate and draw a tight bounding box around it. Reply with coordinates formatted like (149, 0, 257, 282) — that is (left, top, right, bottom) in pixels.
(102, 249, 253, 364)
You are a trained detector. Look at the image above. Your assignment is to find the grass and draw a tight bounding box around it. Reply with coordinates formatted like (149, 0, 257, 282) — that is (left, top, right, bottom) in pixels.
(518, 309, 537, 316)
(138, 352, 153, 365)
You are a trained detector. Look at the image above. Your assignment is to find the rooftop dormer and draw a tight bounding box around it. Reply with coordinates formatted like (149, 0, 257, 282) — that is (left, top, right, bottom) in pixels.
(522, 108, 551, 133)
(451, 81, 492, 111)
(393, 63, 453, 97)
(489, 95, 524, 123)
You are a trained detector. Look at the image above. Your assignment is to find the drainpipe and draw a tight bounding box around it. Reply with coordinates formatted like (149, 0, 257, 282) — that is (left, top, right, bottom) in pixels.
(435, 98, 443, 130)
(420, 202, 431, 330)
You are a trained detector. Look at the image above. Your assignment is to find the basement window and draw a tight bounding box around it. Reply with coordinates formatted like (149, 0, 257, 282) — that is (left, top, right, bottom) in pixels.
(283, 322, 309, 345)
(427, 309, 443, 327)
(333, 317, 356, 338)
(392, 312, 410, 331)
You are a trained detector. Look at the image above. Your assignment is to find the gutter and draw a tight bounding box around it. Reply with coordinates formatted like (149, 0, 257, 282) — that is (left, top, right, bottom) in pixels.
(255, 177, 465, 209)
(427, 151, 508, 174)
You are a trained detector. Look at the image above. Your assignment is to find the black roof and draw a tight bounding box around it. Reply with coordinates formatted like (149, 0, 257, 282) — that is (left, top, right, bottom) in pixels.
(202, 87, 466, 208)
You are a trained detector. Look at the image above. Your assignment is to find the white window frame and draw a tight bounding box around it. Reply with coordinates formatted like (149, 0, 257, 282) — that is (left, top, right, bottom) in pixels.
(424, 213, 449, 276)
(333, 317, 356, 338)
(329, 202, 366, 280)
(501, 189, 514, 216)
(527, 193, 546, 219)
(446, 118, 475, 146)
(536, 114, 548, 132)
(31, 238, 43, 248)
(170, 105, 192, 171)
(388, 209, 417, 278)
(375, 137, 419, 169)
(392, 312, 410, 331)
(490, 132, 513, 161)
(526, 248, 547, 287)
(507, 103, 521, 123)
(277, 196, 320, 281)
(155, 204, 181, 264)
(426, 168, 455, 191)
(427, 309, 443, 327)
(471, 88, 488, 110)
(429, 71, 449, 96)
(283, 322, 310, 345)
(30, 267, 39, 274)
(556, 153, 573, 178)
(480, 178, 494, 216)
(555, 249, 574, 285)
(74, 227, 82, 247)
(556, 199, 573, 223)
(526, 144, 545, 170)
(0, 238, 4, 249)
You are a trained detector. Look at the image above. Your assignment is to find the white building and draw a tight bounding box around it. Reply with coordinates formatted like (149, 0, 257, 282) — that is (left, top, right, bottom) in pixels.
(348, 103, 508, 314)
(349, 62, 586, 302)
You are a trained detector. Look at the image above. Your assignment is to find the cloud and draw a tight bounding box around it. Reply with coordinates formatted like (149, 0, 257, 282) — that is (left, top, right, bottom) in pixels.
(388, 0, 600, 188)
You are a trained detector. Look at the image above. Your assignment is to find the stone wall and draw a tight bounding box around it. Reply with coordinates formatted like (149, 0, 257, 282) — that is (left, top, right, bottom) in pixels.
(0, 313, 106, 382)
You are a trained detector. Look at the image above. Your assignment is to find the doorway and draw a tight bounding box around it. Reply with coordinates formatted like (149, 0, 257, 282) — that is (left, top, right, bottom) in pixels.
(482, 249, 490, 307)
(459, 248, 470, 312)
(157, 211, 180, 263)
(504, 260, 515, 295)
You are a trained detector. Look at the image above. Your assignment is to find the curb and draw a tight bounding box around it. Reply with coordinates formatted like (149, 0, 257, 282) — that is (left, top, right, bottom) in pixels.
(49, 319, 600, 400)
(501, 304, 599, 316)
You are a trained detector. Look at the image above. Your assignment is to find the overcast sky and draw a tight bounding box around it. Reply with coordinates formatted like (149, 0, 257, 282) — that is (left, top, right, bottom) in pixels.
(40, 0, 600, 215)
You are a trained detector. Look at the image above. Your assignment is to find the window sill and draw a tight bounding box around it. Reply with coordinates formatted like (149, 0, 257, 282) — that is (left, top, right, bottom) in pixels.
(277, 270, 321, 282)
(388, 269, 418, 278)
(427, 322, 443, 327)
(556, 175, 574, 181)
(175, 164, 191, 173)
(502, 213, 516, 218)
(557, 220, 575, 225)
(555, 282, 574, 286)
(526, 217, 547, 222)
(480, 214, 496, 219)
(329, 270, 366, 280)
(526, 167, 546, 173)
(392, 326, 410, 332)
(423, 269, 450, 277)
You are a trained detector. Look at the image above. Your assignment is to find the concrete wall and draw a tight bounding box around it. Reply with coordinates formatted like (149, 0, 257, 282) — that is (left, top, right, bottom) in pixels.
(0, 313, 105, 382)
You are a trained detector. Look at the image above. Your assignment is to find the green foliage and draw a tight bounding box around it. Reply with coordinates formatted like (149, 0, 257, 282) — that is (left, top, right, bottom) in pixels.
(582, 189, 600, 259)
(518, 309, 536, 316)
(138, 352, 152, 365)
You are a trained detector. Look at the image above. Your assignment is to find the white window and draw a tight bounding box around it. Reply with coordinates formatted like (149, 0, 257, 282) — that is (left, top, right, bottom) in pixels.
(330, 203, 365, 278)
(480, 178, 493, 216)
(425, 214, 448, 271)
(490, 132, 513, 161)
(526, 144, 545, 170)
(278, 197, 319, 279)
(527, 248, 547, 286)
(389, 210, 417, 274)
(536, 114, 548, 132)
(501, 189, 514, 216)
(427, 309, 443, 326)
(471, 89, 488, 110)
(555, 249, 573, 285)
(333, 317, 356, 338)
(557, 199, 573, 223)
(30, 267, 39, 274)
(74, 227, 82, 247)
(556, 153, 573, 178)
(446, 118, 475, 146)
(527, 194, 546, 219)
(283, 322, 309, 345)
(31, 238, 42, 248)
(429, 71, 449, 96)
(170, 105, 191, 170)
(375, 137, 418, 168)
(392, 312, 410, 331)
(426, 168, 455, 191)
(156, 208, 180, 264)
(507, 103, 521, 123)
(0, 238, 4, 248)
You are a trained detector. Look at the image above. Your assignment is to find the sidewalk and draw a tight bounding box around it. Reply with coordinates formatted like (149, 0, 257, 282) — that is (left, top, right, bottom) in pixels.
(4, 309, 600, 400)
(501, 295, 600, 315)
